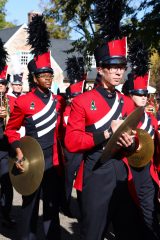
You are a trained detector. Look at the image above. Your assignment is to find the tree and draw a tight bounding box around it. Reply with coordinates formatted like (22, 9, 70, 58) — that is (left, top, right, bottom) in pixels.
(0, 0, 15, 29)
(43, 0, 159, 50)
(39, 0, 70, 39)
(43, 0, 138, 68)
(41, 0, 160, 84)
(44, 17, 70, 39)
(150, 51, 160, 91)
(122, 0, 160, 55)
(40, 0, 96, 67)
(125, 1, 160, 87)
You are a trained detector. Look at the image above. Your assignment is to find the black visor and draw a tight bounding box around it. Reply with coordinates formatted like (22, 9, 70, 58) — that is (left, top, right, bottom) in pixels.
(129, 89, 148, 96)
(99, 56, 127, 67)
(34, 67, 53, 75)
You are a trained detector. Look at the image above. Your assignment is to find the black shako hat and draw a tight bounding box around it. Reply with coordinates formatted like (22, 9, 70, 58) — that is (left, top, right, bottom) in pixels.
(94, 38, 127, 67)
(122, 39, 150, 96)
(65, 56, 87, 98)
(93, 0, 128, 67)
(27, 14, 53, 75)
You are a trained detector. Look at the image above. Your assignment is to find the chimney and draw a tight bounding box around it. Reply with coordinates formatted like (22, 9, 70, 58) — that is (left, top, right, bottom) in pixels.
(28, 11, 42, 24)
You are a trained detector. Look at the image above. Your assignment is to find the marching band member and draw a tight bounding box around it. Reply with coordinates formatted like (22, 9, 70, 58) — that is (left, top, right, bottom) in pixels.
(63, 56, 86, 216)
(0, 38, 15, 228)
(122, 39, 160, 240)
(64, 0, 149, 238)
(65, 35, 142, 239)
(7, 73, 24, 114)
(7, 73, 26, 138)
(5, 15, 65, 239)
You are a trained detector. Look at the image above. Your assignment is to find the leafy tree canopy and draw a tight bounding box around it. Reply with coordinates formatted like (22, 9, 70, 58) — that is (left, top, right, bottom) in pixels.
(122, 0, 160, 54)
(0, 0, 15, 29)
(39, 0, 70, 39)
(43, 0, 159, 53)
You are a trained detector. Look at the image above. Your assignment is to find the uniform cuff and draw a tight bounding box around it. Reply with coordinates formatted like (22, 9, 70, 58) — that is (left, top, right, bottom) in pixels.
(93, 132, 106, 145)
(11, 141, 21, 150)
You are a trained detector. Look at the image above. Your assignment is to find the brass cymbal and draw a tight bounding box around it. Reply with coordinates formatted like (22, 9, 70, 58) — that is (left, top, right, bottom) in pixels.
(127, 128, 154, 168)
(9, 136, 44, 196)
(100, 107, 144, 164)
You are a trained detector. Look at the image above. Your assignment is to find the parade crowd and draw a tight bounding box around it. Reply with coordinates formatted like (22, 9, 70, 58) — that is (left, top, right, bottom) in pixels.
(0, 13, 160, 240)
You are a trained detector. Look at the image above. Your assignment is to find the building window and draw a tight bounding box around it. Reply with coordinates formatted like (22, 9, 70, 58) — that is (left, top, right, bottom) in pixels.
(20, 51, 30, 65)
(89, 55, 96, 68)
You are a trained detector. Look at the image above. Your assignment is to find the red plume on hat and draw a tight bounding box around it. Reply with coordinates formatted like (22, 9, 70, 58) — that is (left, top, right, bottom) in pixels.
(122, 39, 150, 96)
(0, 38, 8, 84)
(93, 0, 128, 67)
(27, 14, 53, 75)
(65, 56, 86, 98)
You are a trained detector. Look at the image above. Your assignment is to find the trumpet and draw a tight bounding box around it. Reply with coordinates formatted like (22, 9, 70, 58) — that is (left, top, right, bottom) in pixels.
(0, 92, 10, 126)
(145, 94, 159, 116)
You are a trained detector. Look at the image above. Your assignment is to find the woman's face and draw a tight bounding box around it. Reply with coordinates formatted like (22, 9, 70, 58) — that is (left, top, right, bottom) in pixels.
(131, 94, 148, 107)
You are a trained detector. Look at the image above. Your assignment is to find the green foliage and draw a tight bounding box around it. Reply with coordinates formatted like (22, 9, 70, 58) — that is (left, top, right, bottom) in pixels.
(39, 0, 70, 39)
(0, 0, 15, 29)
(41, 0, 160, 70)
(42, 0, 97, 69)
(0, 0, 7, 10)
(122, 0, 160, 54)
(150, 51, 160, 91)
(45, 17, 70, 39)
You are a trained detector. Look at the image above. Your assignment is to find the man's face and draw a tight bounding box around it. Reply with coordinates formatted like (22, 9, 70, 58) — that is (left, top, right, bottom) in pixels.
(0, 83, 7, 93)
(34, 72, 54, 91)
(97, 64, 126, 88)
(12, 84, 22, 93)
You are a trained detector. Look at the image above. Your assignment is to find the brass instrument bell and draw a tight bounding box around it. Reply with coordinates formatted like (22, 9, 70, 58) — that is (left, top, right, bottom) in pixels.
(0, 92, 10, 126)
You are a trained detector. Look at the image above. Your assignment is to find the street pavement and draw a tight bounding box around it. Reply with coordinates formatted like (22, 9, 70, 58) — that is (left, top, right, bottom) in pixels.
(0, 189, 81, 240)
(0, 189, 159, 240)
(0, 189, 114, 240)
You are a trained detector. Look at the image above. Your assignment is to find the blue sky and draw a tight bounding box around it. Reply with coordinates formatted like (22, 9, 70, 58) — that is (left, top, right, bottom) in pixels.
(5, 0, 148, 40)
(5, 0, 78, 39)
(5, 0, 41, 25)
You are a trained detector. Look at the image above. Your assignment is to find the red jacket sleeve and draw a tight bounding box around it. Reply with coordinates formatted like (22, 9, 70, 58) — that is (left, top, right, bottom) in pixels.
(65, 97, 95, 153)
(53, 94, 66, 166)
(55, 95, 66, 140)
(5, 98, 24, 148)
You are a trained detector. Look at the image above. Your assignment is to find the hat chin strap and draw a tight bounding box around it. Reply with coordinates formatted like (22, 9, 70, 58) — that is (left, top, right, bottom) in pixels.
(13, 91, 21, 97)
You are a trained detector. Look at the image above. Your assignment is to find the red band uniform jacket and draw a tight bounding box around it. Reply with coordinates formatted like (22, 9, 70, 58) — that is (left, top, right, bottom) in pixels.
(65, 86, 135, 190)
(6, 92, 24, 114)
(5, 89, 65, 166)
